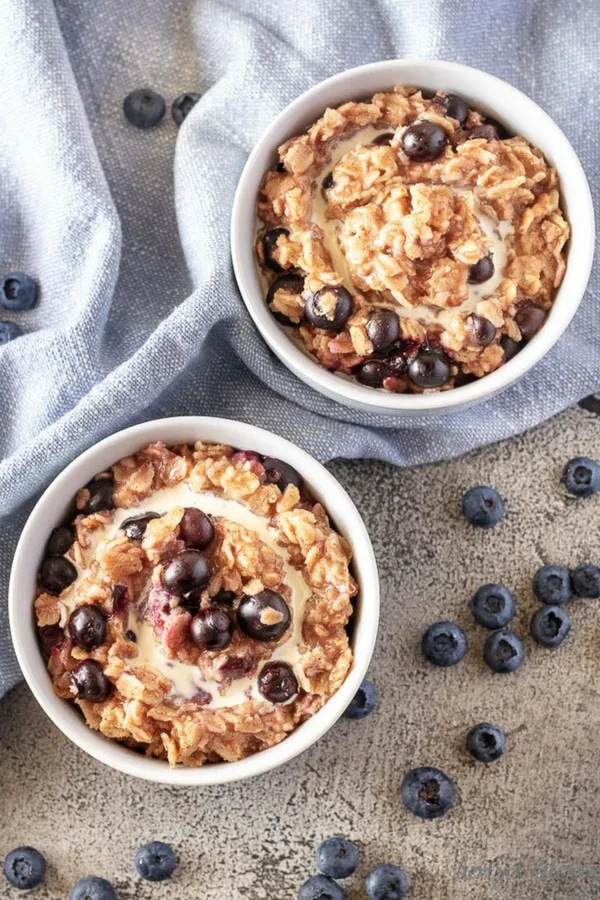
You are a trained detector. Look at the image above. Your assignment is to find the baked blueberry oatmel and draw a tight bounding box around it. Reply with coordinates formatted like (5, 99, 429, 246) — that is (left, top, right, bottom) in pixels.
(33, 442, 357, 767)
(256, 85, 569, 392)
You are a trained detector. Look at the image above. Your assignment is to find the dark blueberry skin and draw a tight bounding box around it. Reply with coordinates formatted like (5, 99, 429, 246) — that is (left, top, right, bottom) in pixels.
(172, 91, 201, 125)
(371, 131, 394, 146)
(515, 303, 546, 340)
(401, 121, 448, 161)
(111, 583, 129, 613)
(258, 661, 299, 703)
(407, 348, 451, 388)
(47, 524, 75, 556)
(562, 456, 600, 498)
(123, 88, 166, 128)
(530, 605, 571, 648)
(343, 678, 377, 719)
(462, 485, 505, 528)
(467, 124, 499, 142)
(180, 507, 215, 549)
(443, 93, 469, 127)
(39, 624, 65, 661)
(298, 875, 346, 900)
(70, 876, 118, 900)
(0, 321, 22, 343)
(125, 629, 137, 642)
(262, 227, 291, 273)
(163, 550, 211, 595)
(1, 272, 38, 311)
(468, 255, 495, 284)
(356, 360, 391, 388)
(365, 864, 410, 900)
(467, 314, 496, 346)
(533, 564, 572, 605)
(190, 608, 233, 651)
(266, 274, 305, 326)
(71, 660, 111, 702)
(40, 556, 77, 594)
(466, 722, 505, 763)
(84, 477, 115, 514)
(471, 584, 516, 629)
(401, 766, 456, 819)
(305, 286, 354, 331)
(210, 589, 237, 606)
(322, 171, 335, 191)
(120, 512, 160, 541)
(316, 836, 359, 879)
(3, 846, 47, 890)
(68, 604, 107, 650)
(501, 334, 520, 362)
(263, 457, 302, 492)
(366, 308, 400, 352)
(483, 629, 525, 673)
(422, 621, 468, 667)
(135, 841, 177, 882)
(237, 590, 291, 641)
(571, 563, 600, 598)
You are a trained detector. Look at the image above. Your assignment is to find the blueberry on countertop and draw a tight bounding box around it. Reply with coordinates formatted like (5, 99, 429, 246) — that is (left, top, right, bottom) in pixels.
(532, 564, 572, 605)
(562, 456, 600, 498)
(466, 723, 505, 763)
(571, 563, 600, 598)
(316, 836, 359, 880)
(462, 486, 505, 528)
(530, 605, 571, 648)
(298, 875, 346, 900)
(123, 88, 166, 128)
(343, 678, 377, 719)
(3, 846, 46, 890)
(401, 766, 456, 819)
(135, 841, 177, 882)
(172, 91, 202, 125)
(70, 876, 117, 899)
(483, 629, 525, 673)
(0, 321, 22, 343)
(422, 621, 468, 667)
(365, 863, 410, 900)
(470, 584, 516, 629)
(1, 272, 38, 310)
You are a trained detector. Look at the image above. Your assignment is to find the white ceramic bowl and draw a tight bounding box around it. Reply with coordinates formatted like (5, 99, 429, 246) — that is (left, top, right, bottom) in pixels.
(231, 59, 595, 416)
(9, 417, 379, 785)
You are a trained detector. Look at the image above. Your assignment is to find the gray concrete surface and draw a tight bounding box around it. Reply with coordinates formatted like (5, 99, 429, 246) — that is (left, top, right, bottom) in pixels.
(3, 403, 600, 899)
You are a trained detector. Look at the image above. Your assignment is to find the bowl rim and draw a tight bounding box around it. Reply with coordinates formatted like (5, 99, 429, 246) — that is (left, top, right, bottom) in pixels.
(231, 58, 595, 414)
(9, 416, 379, 786)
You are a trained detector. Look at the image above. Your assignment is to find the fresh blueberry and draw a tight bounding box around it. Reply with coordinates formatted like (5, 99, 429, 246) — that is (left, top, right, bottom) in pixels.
(316, 836, 359, 879)
(530, 605, 571, 648)
(401, 766, 456, 819)
(83, 477, 115, 514)
(258, 662, 299, 703)
(210, 589, 237, 606)
(237, 590, 291, 641)
(468, 256, 495, 285)
(421, 621, 468, 667)
(462, 486, 505, 528)
(532, 564, 572, 605)
(470, 584, 516, 629)
(123, 88, 166, 128)
(71, 659, 111, 702)
(407, 347, 451, 388)
(501, 335, 520, 361)
(466, 723, 505, 763)
(40, 556, 77, 594)
(190, 608, 233, 651)
(68, 604, 107, 650)
(3, 846, 46, 890)
(120, 512, 160, 541)
(172, 91, 202, 125)
(371, 132, 394, 146)
(356, 360, 392, 388)
(571, 563, 600, 598)
(401, 121, 448, 161)
(180, 508, 215, 549)
(562, 456, 600, 498)
(366, 308, 400, 352)
(135, 841, 177, 882)
(70, 876, 117, 899)
(263, 457, 302, 492)
(266, 274, 305, 326)
(39, 624, 65, 661)
(343, 678, 377, 719)
(515, 303, 546, 340)
(305, 286, 354, 331)
(466, 314, 496, 346)
(365, 864, 409, 900)
(298, 875, 346, 900)
(163, 550, 211, 595)
(443, 93, 469, 127)
(262, 227, 291, 273)
(1, 272, 38, 311)
(0, 321, 22, 343)
(483, 629, 525, 673)
(47, 524, 75, 556)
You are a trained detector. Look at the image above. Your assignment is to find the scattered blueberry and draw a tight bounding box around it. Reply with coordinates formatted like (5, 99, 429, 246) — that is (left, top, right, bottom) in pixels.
(466, 723, 505, 763)
(180, 507, 215, 549)
(571, 563, 600, 598)
(530, 605, 571, 648)
(172, 91, 202, 125)
(442, 93, 469, 127)
(163, 550, 211, 595)
(84, 477, 115, 514)
(3, 846, 46, 890)
(316, 836, 359, 879)
(371, 132, 394, 146)
(401, 121, 448, 161)
(515, 303, 546, 340)
(483, 629, 525, 673)
(532, 564, 572, 605)
(365, 864, 409, 900)
(298, 875, 346, 900)
(401, 766, 456, 819)
(71, 659, 111, 702)
(343, 678, 377, 719)
(210, 589, 237, 606)
(258, 661, 299, 703)
(366, 308, 400, 352)
(266, 274, 305, 326)
(70, 876, 117, 900)
(470, 584, 516, 629)
(356, 360, 392, 388)
(262, 227, 291, 273)
(123, 88, 166, 128)
(39, 556, 77, 594)
(120, 512, 160, 541)
(305, 286, 354, 331)
(501, 335, 520, 362)
(135, 841, 177, 882)
(562, 456, 600, 498)
(191, 608, 233, 651)
(466, 314, 496, 346)
(407, 347, 451, 388)
(0, 320, 22, 343)
(421, 621, 468, 667)
(462, 485, 505, 528)
(263, 457, 302, 492)
(468, 256, 494, 285)
(68, 604, 107, 650)
(47, 524, 75, 556)
(237, 590, 291, 641)
(1, 272, 38, 311)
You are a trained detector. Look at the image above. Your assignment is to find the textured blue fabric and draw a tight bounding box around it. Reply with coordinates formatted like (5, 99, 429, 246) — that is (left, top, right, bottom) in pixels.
(0, 0, 598, 695)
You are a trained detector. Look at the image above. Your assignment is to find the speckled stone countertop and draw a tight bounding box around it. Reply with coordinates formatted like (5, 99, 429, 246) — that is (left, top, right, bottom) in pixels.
(3, 404, 600, 899)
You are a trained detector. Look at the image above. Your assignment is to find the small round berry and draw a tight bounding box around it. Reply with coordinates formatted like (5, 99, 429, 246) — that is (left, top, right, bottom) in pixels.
(562, 456, 600, 498)
(483, 629, 525, 673)
(401, 121, 448, 161)
(46, 524, 75, 556)
(210, 589, 237, 606)
(365, 863, 410, 900)
(515, 303, 546, 340)
(263, 457, 302, 492)
(530, 605, 571, 648)
(83, 477, 115, 514)
(171, 91, 201, 125)
(258, 662, 299, 703)
(262, 227, 291, 273)
(120, 512, 160, 541)
(190, 608, 233, 651)
(237, 590, 291, 641)
(0, 320, 22, 343)
(356, 360, 391, 388)
(68, 604, 107, 650)
(163, 550, 211, 595)
(39, 556, 77, 594)
(180, 507, 215, 549)
(371, 131, 394, 146)
(265, 274, 305, 326)
(532, 564, 572, 605)
(468, 255, 494, 285)
(123, 88, 166, 128)
(305, 285, 354, 331)
(70, 876, 117, 900)
(466, 314, 496, 346)
(443, 93, 469, 126)
(571, 563, 600, 598)
(316, 836, 359, 879)
(1, 272, 38, 311)
(501, 335, 520, 361)
(3, 846, 47, 890)
(71, 660, 111, 702)
(135, 841, 177, 882)
(401, 766, 456, 819)
(462, 485, 505, 528)
(470, 584, 516, 629)
(466, 722, 505, 763)
(366, 308, 400, 352)
(298, 875, 346, 900)
(407, 348, 451, 388)
(39, 624, 65, 661)
(343, 678, 377, 719)
(421, 621, 468, 667)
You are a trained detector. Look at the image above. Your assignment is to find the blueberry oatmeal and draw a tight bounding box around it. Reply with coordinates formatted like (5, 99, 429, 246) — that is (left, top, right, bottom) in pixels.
(34, 442, 356, 766)
(256, 86, 569, 392)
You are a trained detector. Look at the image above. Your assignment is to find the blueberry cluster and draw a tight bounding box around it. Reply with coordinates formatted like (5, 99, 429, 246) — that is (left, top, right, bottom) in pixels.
(0, 271, 38, 344)
(299, 836, 409, 900)
(123, 88, 202, 128)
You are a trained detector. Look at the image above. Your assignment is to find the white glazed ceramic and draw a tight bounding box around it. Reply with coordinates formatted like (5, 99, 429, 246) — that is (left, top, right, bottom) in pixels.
(231, 59, 595, 416)
(9, 417, 379, 785)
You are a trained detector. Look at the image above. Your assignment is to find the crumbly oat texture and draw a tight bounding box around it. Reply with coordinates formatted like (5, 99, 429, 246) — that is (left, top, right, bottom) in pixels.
(34, 442, 356, 767)
(256, 85, 569, 392)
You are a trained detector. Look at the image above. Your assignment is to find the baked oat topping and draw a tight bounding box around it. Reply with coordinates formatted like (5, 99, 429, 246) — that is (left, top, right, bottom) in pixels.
(256, 86, 570, 392)
(34, 441, 356, 767)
